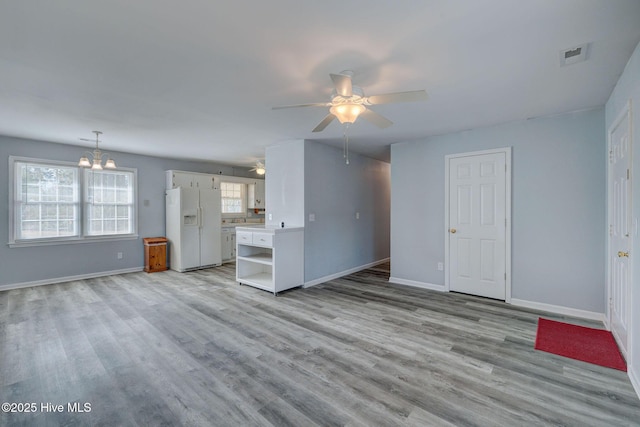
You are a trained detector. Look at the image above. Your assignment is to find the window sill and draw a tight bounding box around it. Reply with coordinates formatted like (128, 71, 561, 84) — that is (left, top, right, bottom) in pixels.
(8, 234, 139, 248)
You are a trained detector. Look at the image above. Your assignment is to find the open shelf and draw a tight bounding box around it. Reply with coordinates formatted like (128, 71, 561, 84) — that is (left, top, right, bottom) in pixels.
(237, 272, 273, 289)
(235, 228, 304, 296)
(237, 253, 272, 265)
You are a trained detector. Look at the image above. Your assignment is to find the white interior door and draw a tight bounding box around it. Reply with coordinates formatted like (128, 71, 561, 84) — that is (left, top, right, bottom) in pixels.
(447, 150, 508, 300)
(608, 103, 631, 358)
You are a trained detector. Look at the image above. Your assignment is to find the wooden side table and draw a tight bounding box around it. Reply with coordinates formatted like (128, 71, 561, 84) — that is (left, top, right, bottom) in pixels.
(143, 237, 168, 273)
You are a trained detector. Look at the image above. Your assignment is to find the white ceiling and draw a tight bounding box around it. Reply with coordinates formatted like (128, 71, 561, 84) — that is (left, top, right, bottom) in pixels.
(1, 1, 640, 166)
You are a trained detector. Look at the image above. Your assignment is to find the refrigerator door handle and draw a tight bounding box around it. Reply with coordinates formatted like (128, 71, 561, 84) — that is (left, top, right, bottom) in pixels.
(197, 207, 203, 228)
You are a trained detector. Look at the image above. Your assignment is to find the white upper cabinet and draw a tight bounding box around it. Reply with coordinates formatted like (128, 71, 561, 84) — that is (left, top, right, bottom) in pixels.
(192, 173, 218, 190)
(248, 180, 265, 209)
(166, 170, 219, 190)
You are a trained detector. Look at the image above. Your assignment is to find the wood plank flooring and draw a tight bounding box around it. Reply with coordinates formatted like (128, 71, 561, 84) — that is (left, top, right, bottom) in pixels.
(1, 262, 639, 426)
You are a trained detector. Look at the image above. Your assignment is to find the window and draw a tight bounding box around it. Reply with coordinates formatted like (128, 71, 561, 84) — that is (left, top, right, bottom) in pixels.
(85, 170, 135, 236)
(10, 157, 137, 246)
(220, 182, 245, 215)
(14, 162, 80, 240)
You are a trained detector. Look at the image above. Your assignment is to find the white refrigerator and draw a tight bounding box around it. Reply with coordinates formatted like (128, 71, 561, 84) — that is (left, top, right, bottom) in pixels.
(166, 187, 222, 272)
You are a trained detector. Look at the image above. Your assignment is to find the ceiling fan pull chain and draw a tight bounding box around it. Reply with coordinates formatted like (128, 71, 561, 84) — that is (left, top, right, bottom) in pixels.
(344, 123, 350, 165)
(343, 125, 347, 159)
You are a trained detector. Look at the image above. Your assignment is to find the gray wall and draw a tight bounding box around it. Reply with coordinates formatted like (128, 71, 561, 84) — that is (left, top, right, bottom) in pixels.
(606, 39, 640, 393)
(391, 108, 606, 312)
(265, 139, 391, 285)
(0, 135, 255, 287)
(303, 140, 390, 283)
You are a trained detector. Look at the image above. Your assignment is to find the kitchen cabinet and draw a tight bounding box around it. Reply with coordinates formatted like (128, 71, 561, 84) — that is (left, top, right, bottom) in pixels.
(143, 237, 168, 273)
(166, 170, 219, 190)
(248, 180, 265, 209)
(236, 226, 303, 295)
(221, 228, 236, 262)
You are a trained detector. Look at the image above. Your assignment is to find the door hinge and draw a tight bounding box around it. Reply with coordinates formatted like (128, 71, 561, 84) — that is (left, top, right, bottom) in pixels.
(627, 169, 630, 180)
(609, 150, 614, 163)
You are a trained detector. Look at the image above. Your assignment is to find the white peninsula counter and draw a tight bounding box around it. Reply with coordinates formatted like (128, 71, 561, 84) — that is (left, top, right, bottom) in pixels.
(235, 226, 304, 295)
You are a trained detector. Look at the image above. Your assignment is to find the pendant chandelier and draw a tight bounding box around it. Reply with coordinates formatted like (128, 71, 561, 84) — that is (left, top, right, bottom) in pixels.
(78, 131, 116, 170)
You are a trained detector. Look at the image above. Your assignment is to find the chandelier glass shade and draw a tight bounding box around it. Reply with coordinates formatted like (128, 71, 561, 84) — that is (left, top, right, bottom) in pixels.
(78, 131, 116, 170)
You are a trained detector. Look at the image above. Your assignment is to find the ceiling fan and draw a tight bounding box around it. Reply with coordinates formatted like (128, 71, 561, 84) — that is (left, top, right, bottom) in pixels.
(272, 70, 428, 132)
(249, 160, 265, 175)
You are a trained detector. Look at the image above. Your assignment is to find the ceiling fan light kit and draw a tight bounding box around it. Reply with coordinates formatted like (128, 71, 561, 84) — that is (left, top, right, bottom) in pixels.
(250, 160, 266, 175)
(330, 103, 366, 124)
(273, 70, 427, 164)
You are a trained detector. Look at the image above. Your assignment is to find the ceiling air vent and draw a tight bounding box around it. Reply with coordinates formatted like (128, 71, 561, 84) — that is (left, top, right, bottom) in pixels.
(559, 43, 589, 67)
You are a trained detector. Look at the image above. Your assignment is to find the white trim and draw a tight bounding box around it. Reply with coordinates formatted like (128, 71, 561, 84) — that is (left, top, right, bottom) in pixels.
(220, 181, 248, 218)
(629, 366, 640, 401)
(8, 155, 138, 247)
(8, 234, 139, 248)
(510, 298, 604, 322)
(0, 267, 143, 292)
(606, 99, 633, 360)
(303, 258, 390, 288)
(388, 277, 445, 292)
(444, 147, 512, 302)
(83, 167, 138, 238)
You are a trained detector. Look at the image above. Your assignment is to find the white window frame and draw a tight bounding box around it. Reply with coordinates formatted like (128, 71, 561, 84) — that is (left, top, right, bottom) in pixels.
(220, 181, 247, 218)
(83, 168, 137, 237)
(8, 156, 138, 247)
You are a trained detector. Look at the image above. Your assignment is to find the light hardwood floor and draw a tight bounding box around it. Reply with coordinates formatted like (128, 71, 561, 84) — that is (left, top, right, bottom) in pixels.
(1, 262, 639, 426)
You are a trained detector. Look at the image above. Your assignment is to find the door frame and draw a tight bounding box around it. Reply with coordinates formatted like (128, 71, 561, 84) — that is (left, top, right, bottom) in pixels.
(444, 147, 512, 302)
(606, 99, 633, 358)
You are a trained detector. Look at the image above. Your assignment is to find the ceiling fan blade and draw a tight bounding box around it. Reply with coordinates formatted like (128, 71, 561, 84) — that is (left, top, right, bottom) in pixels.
(312, 114, 336, 132)
(330, 73, 353, 97)
(272, 102, 329, 110)
(360, 109, 393, 128)
(366, 90, 428, 105)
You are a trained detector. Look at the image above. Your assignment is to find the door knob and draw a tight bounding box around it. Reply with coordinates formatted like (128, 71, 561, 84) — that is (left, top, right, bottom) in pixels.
(450, 228, 457, 234)
(618, 251, 629, 258)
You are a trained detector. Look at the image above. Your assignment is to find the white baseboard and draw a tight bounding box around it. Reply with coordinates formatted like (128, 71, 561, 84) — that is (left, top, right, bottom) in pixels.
(388, 277, 445, 292)
(510, 298, 605, 322)
(630, 365, 640, 401)
(303, 258, 390, 288)
(0, 267, 144, 292)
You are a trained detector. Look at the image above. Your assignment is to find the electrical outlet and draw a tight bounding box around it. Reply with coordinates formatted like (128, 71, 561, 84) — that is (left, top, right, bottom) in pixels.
(355, 212, 360, 220)
(309, 213, 315, 222)
(268, 213, 273, 221)
(437, 262, 443, 271)
(117, 252, 123, 260)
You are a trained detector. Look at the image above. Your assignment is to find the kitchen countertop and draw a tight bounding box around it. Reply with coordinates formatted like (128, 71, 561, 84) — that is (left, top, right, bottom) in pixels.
(221, 222, 264, 229)
(236, 225, 304, 233)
